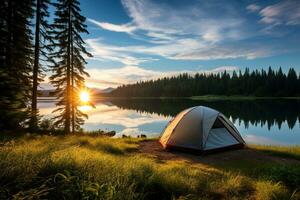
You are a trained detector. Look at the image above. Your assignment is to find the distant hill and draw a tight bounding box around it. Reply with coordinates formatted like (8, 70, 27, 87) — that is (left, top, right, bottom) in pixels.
(91, 87, 115, 95)
(38, 90, 55, 97)
(96, 87, 115, 94)
(38, 87, 115, 97)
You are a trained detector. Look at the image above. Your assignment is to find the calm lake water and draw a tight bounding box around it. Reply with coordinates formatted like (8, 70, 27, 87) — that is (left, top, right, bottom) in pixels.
(38, 98, 300, 146)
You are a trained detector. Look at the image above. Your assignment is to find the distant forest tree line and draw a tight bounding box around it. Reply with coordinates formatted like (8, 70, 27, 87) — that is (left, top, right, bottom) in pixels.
(0, 0, 91, 133)
(110, 67, 300, 97)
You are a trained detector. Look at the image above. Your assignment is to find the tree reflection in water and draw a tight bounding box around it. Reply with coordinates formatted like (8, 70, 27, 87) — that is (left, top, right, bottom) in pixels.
(106, 99, 300, 130)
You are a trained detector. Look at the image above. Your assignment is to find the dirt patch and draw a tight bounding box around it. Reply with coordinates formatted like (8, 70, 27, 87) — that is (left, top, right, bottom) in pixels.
(139, 140, 300, 166)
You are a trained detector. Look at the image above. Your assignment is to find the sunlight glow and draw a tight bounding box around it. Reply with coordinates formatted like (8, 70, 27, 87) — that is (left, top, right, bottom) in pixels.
(79, 91, 90, 103)
(78, 105, 93, 112)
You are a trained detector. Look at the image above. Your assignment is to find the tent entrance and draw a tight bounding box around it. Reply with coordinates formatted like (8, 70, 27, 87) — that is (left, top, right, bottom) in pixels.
(204, 118, 239, 150)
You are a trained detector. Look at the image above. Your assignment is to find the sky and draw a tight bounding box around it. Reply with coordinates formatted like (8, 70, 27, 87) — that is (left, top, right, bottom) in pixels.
(44, 0, 300, 89)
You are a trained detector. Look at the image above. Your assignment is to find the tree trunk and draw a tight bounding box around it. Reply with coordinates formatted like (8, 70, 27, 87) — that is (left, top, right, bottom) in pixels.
(71, 39, 75, 133)
(65, 2, 71, 134)
(6, 0, 12, 71)
(30, 0, 41, 131)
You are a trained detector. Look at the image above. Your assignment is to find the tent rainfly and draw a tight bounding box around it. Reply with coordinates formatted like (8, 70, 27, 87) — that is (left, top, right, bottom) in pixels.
(159, 106, 246, 153)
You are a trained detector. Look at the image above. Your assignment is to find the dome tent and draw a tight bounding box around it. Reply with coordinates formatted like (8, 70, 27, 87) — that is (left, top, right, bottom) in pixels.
(159, 106, 245, 153)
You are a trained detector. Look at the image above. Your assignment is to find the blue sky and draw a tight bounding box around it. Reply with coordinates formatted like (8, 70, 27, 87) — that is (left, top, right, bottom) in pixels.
(61, 0, 300, 89)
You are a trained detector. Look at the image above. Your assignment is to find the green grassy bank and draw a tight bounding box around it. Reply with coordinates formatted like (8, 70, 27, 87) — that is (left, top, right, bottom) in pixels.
(0, 135, 299, 199)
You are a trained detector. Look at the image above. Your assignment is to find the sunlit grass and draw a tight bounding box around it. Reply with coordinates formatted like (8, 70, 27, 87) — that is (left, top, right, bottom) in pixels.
(249, 144, 300, 160)
(0, 135, 299, 199)
(255, 181, 290, 200)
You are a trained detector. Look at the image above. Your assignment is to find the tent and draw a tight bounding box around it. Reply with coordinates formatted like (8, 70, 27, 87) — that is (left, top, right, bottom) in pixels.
(159, 106, 245, 153)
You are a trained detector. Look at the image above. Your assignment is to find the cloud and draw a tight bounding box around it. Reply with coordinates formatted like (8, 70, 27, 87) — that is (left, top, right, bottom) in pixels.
(85, 66, 188, 88)
(121, 0, 245, 43)
(86, 37, 272, 62)
(87, 78, 122, 87)
(87, 18, 137, 34)
(85, 38, 157, 66)
(246, 4, 261, 12)
(145, 32, 177, 43)
(202, 31, 221, 43)
(89, 0, 246, 44)
(259, 0, 300, 25)
(85, 0, 300, 65)
(209, 66, 239, 73)
(85, 65, 239, 89)
(86, 0, 283, 61)
(165, 43, 272, 60)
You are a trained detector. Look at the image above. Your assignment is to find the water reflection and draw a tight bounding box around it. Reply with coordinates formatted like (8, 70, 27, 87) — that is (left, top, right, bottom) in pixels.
(109, 99, 300, 130)
(39, 100, 171, 137)
(38, 98, 300, 145)
(78, 105, 93, 112)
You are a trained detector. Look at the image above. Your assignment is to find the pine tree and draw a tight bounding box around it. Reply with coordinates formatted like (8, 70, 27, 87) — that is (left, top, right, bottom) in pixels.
(110, 67, 299, 98)
(285, 68, 298, 96)
(30, 0, 53, 131)
(0, 0, 33, 130)
(50, 0, 91, 133)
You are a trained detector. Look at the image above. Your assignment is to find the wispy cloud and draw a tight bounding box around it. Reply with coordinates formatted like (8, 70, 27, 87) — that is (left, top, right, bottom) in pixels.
(87, 18, 137, 34)
(209, 66, 239, 73)
(259, 0, 300, 25)
(86, 37, 272, 62)
(88, 0, 247, 44)
(87, 0, 286, 62)
(85, 38, 157, 66)
(246, 4, 261, 12)
(121, 0, 245, 43)
(164, 43, 273, 60)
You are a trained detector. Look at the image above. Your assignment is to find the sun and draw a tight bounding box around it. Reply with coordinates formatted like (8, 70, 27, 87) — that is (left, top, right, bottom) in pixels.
(79, 90, 90, 103)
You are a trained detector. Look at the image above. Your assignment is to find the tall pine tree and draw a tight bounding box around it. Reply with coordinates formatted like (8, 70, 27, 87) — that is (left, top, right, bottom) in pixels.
(50, 0, 91, 133)
(30, 0, 53, 131)
(0, 0, 33, 130)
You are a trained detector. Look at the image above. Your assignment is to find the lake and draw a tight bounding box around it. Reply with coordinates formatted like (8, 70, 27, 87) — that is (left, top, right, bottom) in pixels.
(38, 98, 300, 146)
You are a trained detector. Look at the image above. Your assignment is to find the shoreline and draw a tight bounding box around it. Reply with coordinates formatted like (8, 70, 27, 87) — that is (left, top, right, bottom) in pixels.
(37, 95, 300, 101)
(92, 95, 300, 101)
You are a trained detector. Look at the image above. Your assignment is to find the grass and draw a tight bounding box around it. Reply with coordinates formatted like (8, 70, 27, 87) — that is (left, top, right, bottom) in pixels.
(0, 135, 299, 199)
(249, 144, 300, 160)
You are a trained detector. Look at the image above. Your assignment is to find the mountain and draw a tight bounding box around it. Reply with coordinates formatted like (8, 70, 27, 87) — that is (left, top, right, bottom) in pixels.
(100, 87, 115, 93)
(38, 87, 115, 97)
(91, 87, 115, 95)
(38, 90, 55, 97)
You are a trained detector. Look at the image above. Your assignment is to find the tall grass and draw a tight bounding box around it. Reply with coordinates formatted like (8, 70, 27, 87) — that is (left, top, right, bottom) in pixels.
(250, 144, 300, 160)
(0, 135, 299, 199)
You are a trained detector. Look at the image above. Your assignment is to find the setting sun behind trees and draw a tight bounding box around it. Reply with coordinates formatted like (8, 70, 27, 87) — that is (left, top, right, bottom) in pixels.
(79, 90, 90, 104)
